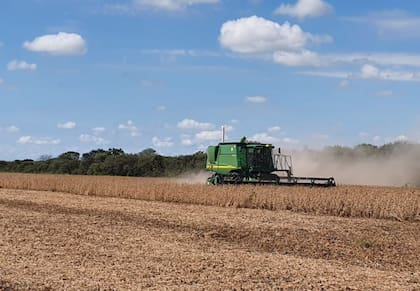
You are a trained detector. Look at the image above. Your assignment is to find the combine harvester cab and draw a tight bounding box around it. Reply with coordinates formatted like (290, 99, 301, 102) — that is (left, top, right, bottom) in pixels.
(206, 137, 336, 187)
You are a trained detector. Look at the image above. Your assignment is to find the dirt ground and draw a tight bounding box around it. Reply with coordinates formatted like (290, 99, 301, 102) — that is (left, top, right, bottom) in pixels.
(0, 189, 419, 290)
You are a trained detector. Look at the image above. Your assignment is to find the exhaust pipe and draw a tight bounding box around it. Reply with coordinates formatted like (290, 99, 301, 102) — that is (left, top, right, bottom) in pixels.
(221, 125, 225, 142)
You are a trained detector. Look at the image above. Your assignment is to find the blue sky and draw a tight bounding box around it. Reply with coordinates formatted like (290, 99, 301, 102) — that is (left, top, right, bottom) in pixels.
(1, 0, 420, 160)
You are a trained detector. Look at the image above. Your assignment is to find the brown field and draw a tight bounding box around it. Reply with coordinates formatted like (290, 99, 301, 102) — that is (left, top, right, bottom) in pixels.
(0, 173, 419, 221)
(0, 173, 419, 290)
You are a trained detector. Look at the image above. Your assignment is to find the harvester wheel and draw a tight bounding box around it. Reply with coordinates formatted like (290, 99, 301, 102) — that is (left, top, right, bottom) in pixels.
(214, 174, 223, 185)
(230, 172, 243, 184)
(207, 174, 220, 185)
(207, 174, 223, 185)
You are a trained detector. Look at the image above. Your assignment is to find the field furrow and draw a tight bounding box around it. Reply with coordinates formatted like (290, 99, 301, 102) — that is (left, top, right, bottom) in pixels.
(0, 188, 419, 290)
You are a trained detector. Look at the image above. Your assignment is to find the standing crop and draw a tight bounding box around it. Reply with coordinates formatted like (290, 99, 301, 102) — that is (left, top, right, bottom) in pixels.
(0, 173, 418, 221)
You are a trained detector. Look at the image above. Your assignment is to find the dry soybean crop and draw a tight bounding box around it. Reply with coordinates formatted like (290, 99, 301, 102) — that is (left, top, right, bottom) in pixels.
(0, 173, 419, 290)
(0, 173, 419, 221)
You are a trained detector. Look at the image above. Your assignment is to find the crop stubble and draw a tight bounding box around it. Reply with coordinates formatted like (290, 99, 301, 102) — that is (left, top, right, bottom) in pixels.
(0, 188, 419, 290)
(0, 173, 419, 289)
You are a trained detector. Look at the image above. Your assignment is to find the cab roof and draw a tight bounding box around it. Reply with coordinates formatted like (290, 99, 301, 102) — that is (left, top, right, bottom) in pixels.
(217, 142, 273, 147)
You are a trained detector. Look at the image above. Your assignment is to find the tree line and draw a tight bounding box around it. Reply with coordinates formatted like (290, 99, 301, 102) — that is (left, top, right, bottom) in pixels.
(0, 141, 417, 177)
(322, 141, 420, 160)
(0, 148, 207, 177)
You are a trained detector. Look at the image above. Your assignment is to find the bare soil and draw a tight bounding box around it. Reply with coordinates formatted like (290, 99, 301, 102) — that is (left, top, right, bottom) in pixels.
(0, 189, 419, 290)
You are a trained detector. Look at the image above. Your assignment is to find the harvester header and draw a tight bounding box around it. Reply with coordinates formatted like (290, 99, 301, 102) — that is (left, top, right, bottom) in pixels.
(206, 137, 336, 187)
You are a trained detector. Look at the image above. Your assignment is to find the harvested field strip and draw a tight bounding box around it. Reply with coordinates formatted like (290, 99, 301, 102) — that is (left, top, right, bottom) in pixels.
(0, 173, 419, 221)
(0, 189, 419, 290)
(0, 190, 419, 273)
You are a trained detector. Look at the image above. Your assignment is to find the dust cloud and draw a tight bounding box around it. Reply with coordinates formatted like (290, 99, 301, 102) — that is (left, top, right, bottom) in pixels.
(291, 147, 420, 187)
(176, 171, 212, 184)
(176, 144, 420, 187)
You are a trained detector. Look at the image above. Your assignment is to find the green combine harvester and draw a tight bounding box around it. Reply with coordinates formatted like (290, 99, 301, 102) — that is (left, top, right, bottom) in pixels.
(206, 136, 336, 187)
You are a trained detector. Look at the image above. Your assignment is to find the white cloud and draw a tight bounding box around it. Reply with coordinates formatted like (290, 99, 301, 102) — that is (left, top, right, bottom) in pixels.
(188, 125, 234, 143)
(301, 65, 420, 82)
(181, 138, 193, 146)
(218, 17, 420, 70)
(79, 134, 108, 145)
(180, 134, 194, 146)
(195, 130, 223, 141)
(6, 125, 19, 133)
(118, 120, 140, 137)
(245, 96, 267, 103)
(92, 127, 106, 135)
(223, 125, 234, 132)
(17, 136, 60, 145)
(275, 0, 333, 19)
(284, 52, 420, 68)
(23, 32, 87, 56)
(251, 133, 281, 144)
(219, 16, 331, 54)
(141, 49, 222, 58)
(273, 50, 320, 66)
(141, 49, 191, 56)
(134, 0, 219, 11)
(268, 126, 281, 132)
(106, 0, 219, 13)
(7, 60, 37, 71)
(177, 119, 214, 130)
(360, 64, 420, 82)
(339, 79, 350, 88)
(252, 132, 299, 145)
(118, 120, 135, 130)
(57, 121, 76, 129)
(373, 135, 381, 142)
(299, 71, 352, 79)
(378, 70, 420, 82)
(156, 105, 167, 111)
(361, 64, 380, 79)
(17, 136, 32, 144)
(0, 77, 4, 85)
(152, 136, 174, 148)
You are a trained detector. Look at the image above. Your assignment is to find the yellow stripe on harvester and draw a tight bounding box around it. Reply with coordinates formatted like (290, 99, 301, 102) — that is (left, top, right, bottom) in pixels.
(206, 165, 237, 169)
